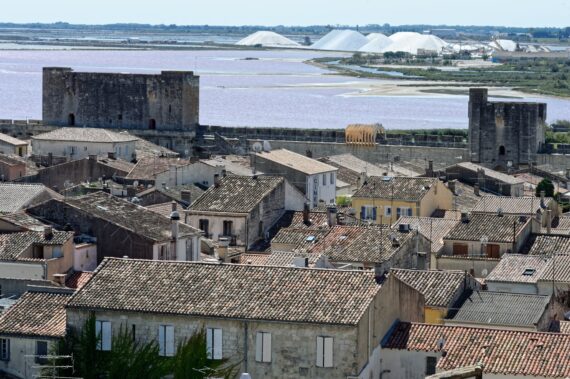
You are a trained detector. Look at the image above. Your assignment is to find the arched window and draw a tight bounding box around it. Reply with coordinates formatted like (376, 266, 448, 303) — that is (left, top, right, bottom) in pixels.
(68, 113, 75, 126)
(148, 119, 156, 130)
(499, 146, 506, 156)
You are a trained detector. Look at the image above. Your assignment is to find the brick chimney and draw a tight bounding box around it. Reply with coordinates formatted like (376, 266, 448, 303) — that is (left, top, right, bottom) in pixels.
(44, 226, 53, 240)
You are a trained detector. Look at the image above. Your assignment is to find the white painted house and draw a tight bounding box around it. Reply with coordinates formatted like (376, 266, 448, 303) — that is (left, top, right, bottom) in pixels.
(31, 127, 138, 161)
(253, 149, 337, 208)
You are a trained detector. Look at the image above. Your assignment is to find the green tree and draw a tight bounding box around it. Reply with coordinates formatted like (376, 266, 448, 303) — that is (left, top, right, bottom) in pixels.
(536, 178, 555, 197)
(171, 328, 239, 379)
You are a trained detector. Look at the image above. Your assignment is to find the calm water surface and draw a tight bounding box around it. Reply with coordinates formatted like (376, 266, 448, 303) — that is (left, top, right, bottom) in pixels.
(0, 49, 569, 130)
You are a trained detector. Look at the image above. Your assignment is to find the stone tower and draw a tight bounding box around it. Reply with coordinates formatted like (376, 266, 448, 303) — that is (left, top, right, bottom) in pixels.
(468, 88, 546, 170)
(42, 68, 199, 132)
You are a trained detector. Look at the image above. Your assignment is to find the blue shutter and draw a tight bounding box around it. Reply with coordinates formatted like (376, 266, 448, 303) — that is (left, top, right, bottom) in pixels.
(361, 206, 366, 220)
(372, 207, 377, 221)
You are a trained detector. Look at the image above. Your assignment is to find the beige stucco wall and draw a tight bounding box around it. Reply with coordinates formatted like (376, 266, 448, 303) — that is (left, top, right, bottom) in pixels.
(0, 336, 56, 379)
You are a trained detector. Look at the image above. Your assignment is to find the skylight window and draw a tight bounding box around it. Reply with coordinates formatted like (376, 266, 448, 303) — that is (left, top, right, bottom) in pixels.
(522, 268, 536, 276)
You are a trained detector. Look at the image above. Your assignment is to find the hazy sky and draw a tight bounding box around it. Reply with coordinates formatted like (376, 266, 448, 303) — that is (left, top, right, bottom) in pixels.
(2, 0, 569, 27)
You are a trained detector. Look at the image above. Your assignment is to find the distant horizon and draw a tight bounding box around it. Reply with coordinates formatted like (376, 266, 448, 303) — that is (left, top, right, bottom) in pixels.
(0, 21, 565, 31)
(2, 0, 569, 29)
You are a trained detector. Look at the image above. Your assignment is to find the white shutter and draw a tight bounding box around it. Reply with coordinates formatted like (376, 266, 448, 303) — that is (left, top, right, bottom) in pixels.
(165, 326, 175, 357)
(102, 321, 112, 351)
(158, 326, 165, 356)
(213, 328, 223, 359)
(255, 332, 263, 362)
(206, 328, 213, 359)
(263, 332, 271, 363)
(316, 336, 324, 367)
(324, 337, 333, 367)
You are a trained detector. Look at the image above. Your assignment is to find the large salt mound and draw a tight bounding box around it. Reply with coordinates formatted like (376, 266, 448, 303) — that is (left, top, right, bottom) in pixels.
(236, 31, 300, 48)
(311, 29, 369, 52)
(366, 32, 388, 41)
(359, 34, 393, 53)
(489, 39, 517, 52)
(382, 32, 448, 55)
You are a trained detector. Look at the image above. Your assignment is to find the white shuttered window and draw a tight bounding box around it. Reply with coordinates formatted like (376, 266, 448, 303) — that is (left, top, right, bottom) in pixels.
(158, 325, 175, 356)
(255, 332, 271, 363)
(316, 336, 333, 368)
(95, 320, 112, 351)
(206, 328, 223, 360)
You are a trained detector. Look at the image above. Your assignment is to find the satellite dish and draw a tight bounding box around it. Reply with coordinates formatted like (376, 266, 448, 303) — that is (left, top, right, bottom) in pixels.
(482, 269, 488, 277)
(262, 140, 272, 152)
(133, 180, 139, 187)
(252, 142, 263, 153)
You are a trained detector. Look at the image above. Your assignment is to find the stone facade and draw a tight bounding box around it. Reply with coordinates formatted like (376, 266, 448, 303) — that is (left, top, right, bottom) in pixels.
(468, 88, 546, 169)
(42, 68, 199, 132)
(66, 274, 425, 379)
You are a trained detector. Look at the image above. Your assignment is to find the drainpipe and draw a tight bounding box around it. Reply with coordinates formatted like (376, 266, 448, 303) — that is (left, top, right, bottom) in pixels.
(243, 321, 248, 372)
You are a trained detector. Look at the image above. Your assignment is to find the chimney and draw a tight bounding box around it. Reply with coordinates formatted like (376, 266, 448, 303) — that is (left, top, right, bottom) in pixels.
(303, 202, 310, 225)
(221, 169, 227, 177)
(448, 180, 456, 195)
(540, 190, 546, 206)
(214, 174, 220, 188)
(327, 205, 338, 227)
(52, 273, 66, 286)
(44, 226, 53, 239)
(547, 209, 552, 234)
(108, 151, 116, 160)
(88, 154, 97, 161)
(461, 212, 470, 223)
(181, 190, 192, 205)
(293, 256, 309, 268)
(170, 202, 180, 240)
(426, 160, 434, 176)
(566, 168, 570, 179)
(360, 172, 368, 186)
(474, 183, 480, 196)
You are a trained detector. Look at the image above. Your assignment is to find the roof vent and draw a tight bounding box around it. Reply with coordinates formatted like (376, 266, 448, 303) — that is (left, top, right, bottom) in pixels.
(497, 208, 503, 217)
(398, 224, 410, 233)
(460, 212, 470, 223)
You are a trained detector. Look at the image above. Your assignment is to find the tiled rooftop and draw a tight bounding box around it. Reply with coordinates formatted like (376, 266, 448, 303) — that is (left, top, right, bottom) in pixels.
(255, 149, 337, 175)
(0, 291, 71, 338)
(239, 253, 270, 266)
(0, 212, 46, 231)
(201, 155, 258, 177)
(0, 154, 26, 167)
(485, 254, 549, 284)
(391, 269, 468, 308)
(449, 291, 550, 327)
(68, 258, 379, 325)
(65, 271, 94, 290)
(444, 213, 530, 243)
(53, 192, 200, 241)
(309, 225, 412, 264)
(0, 132, 27, 146)
(472, 196, 551, 215)
(272, 228, 327, 251)
(395, 217, 459, 253)
(527, 234, 570, 256)
(383, 322, 570, 377)
(189, 175, 284, 214)
(353, 176, 438, 202)
(453, 162, 524, 185)
(145, 202, 176, 218)
(539, 254, 570, 283)
(126, 157, 190, 180)
(0, 183, 58, 214)
(0, 230, 73, 261)
(32, 127, 138, 143)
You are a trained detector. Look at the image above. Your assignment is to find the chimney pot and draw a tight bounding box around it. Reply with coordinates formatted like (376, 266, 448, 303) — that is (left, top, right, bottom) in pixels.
(214, 174, 220, 187)
(44, 226, 53, 239)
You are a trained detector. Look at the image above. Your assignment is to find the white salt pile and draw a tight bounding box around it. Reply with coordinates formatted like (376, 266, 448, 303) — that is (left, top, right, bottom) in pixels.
(236, 31, 300, 48)
(488, 39, 517, 52)
(381, 32, 448, 55)
(311, 29, 369, 52)
(365, 32, 388, 41)
(359, 34, 393, 53)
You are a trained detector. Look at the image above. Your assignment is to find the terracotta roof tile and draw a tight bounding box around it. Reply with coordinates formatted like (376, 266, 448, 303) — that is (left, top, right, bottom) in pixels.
(0, 291, 71, 338)
(391, 269, 468, 308)
(0, 230, 73, 261)
(32, 127, 138, 143)
(126, 157, 190, 180)
(383, 322, 570, 377)
(65, 271, 94, 290)
(528, 234, 570, 256)
(189, 176, 284, 214)
(472, 196, 552, 215)
(444, 213, 530, 243)
(68, 258, 379, 325)
(485, 254, 549, 284)
(395, 217, 459, 253)
(255, 149, 337, 175)
(353, 176, 438, 202)
(0, 183, 57, 214)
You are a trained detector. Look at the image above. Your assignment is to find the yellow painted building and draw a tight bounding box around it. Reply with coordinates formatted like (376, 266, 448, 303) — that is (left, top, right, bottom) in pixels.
(352, 176, 453, 225)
